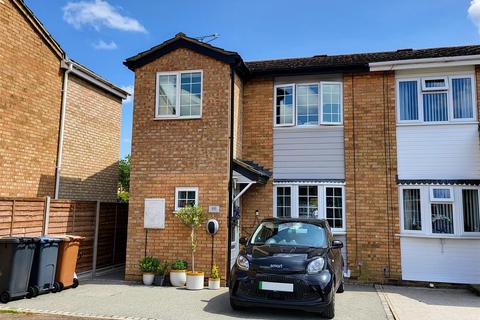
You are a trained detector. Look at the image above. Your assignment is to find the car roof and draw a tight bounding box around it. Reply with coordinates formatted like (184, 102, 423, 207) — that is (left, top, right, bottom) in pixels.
(260, 217, 329, 227)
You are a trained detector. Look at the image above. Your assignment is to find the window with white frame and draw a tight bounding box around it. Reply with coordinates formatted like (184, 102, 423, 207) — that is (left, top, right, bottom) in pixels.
(400, 186, 480, 236)
(274, 184, 345, 231)
(156, 71, 202, 119)
(175, 187, 198, 211)
(274, 82, 342, 127)
(397, 75, 475, 123)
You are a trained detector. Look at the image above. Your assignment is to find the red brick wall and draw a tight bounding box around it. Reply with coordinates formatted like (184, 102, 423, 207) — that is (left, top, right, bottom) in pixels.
(0, 0, 63, 197)
(59, 75, 122, 202)
(343, 72, 401, 282)
(126, 48, 232, 281)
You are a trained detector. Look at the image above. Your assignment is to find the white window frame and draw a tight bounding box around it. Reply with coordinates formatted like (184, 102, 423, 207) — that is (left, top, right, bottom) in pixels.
(430, 187, 454, 202)
(396, 73, 477, 124)
(421, 76, 448, 91)
(274, 84, 296, 127)
(273, 184, 346, 233)
(399, 187, 425, 234)
(295, 82, 320, 127)
(155, 70, 203, 120)
(320, 81, 344, 125)
(459, 188, 480, 236)
(174, 187, 199, 212)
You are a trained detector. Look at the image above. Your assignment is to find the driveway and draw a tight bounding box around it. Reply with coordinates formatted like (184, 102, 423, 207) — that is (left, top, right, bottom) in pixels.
(0, 282, 388, 320)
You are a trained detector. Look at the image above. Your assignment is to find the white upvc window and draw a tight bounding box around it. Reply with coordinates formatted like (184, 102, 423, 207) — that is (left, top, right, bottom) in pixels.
(273, 81, 343, 127)
(155, 70, 202, 119)
(399, 186, 480, 237)
(273, 184, 345, 232)
(397, 74, 476, 124)
(174, 187, 198, 211)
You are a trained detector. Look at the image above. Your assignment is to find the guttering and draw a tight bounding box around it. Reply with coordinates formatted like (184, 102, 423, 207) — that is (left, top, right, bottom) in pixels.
(369, 54, 480, 71)
(54, 59, 73, 199)
(226, 64, 235, 286)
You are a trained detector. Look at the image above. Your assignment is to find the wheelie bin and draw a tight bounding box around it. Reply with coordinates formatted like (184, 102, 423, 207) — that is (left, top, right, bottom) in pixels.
(27, 237, 62, 298)
(55, 235, 85, 290)
(0, 237, 37, 303)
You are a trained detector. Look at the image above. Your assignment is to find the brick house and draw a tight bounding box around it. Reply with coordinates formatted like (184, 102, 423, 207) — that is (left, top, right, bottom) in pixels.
(124, 33, 480, 285)
(0, 0, 128, 202)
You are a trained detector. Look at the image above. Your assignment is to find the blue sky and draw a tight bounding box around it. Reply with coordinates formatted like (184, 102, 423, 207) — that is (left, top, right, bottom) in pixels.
(25, 0, 480, 159)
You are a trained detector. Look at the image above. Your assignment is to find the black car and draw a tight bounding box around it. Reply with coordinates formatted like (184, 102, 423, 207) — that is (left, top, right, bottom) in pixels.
(229, 218, 344, 319)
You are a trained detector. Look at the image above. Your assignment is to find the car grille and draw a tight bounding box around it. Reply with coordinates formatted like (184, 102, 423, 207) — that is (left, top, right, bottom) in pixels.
(237, 274, 321, 302)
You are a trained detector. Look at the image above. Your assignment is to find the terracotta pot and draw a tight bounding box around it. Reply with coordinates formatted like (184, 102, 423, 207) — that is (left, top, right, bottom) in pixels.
(169, 270, 187, 287)
(208, 278, 221, 290)
(142, 273, 155, 286)
(186, 271, 204, 290)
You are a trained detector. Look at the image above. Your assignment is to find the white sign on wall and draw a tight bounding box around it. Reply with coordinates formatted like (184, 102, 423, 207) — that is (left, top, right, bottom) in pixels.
(144, 198, 165, 229)
(209, 205, 220, 213)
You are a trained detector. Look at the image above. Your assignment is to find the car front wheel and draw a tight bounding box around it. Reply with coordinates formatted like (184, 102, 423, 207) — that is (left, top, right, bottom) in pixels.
(230, 298, 243, 311)
(320, 293, 335, 319)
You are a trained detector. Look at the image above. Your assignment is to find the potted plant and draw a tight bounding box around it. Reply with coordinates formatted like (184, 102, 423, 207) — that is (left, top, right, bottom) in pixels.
(154, 260, 168, 286)
(175, 205, 206, 290)
(208, 263, 221, 290)
(169, 260, 188, 287)
(139, 256, 160, 285)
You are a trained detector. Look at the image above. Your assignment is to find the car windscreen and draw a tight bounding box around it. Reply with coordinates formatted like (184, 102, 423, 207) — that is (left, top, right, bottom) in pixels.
(250, 221, 327, 247)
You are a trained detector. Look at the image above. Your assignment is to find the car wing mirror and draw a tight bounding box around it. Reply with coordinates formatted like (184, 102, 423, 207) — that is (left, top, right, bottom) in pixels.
(239, 237, 248, 246)
(331, 240, 343, 249)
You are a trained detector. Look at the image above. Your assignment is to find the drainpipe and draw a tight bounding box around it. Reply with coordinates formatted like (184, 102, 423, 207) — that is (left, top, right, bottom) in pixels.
(54, 59, 73, 199)
(226, 64, 235, 286)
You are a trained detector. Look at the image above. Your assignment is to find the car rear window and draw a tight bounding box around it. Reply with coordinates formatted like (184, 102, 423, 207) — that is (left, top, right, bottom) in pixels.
(250, 221, 327, 247)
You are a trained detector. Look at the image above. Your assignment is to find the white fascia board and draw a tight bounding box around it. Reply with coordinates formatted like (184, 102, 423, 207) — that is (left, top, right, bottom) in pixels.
(369, 55, 480, 72)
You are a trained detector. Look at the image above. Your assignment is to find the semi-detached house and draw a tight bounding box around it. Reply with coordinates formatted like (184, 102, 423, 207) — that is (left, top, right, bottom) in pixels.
(124, 33, 480, 285)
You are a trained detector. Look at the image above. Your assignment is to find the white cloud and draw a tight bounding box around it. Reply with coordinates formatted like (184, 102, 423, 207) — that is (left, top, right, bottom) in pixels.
(121, 85, 134, 103)
(63, 0, 146, 33)
(92, 39, 117, 50)
(469, 0, 480, 33)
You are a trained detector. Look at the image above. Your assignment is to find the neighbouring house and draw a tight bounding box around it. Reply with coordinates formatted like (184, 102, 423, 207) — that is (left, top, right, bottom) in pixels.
(124, 32, 480, 285)
(0, 0, 128, 202)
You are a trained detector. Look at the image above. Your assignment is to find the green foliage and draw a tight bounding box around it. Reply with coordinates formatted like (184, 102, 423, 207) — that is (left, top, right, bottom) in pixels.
(138, 256, 160, 273)
(118, 154, 131, 202)
(156, 260, 169, 275)
(175, 205, 206, 272)
(210, 263, 220, 280)
(171, 260, 188, 270)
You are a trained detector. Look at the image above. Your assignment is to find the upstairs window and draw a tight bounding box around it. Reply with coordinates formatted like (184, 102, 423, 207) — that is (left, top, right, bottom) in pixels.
(397, 75, 475, 124)
(275, 85, 295, 126)
(321, 83, 342, 124)
(296, 84, 319, 125)
(156, 71, 202, 119)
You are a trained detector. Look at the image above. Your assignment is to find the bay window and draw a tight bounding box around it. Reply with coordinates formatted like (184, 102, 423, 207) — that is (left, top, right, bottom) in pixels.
(274, 184, 345, 231)
(397, 74, 475, 123)
(274, 82, 342, 127)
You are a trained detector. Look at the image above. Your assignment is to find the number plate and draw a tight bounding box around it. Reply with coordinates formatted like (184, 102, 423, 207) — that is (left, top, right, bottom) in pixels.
(258, 281, 294, 292)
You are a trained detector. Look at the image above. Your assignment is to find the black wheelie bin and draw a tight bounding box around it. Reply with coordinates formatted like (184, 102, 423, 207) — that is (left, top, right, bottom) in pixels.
(27, 236, 62, 298)
(0, 237, 37, 303)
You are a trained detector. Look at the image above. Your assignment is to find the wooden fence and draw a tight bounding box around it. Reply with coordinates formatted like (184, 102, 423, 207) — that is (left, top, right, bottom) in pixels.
(0, 197, 128, 274)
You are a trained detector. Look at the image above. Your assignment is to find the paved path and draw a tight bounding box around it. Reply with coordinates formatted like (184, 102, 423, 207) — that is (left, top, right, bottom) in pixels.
(381, 285, 480, 320)
(0, 283, 388, 320)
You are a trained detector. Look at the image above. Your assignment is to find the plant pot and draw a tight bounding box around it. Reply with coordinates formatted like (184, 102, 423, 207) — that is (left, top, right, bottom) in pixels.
(186, 272, 204, 290)
(154, 274, 165, 286)
(142, 273, 155, 286)
(208, 278, 221, 290)
(169, 270, 187, 287)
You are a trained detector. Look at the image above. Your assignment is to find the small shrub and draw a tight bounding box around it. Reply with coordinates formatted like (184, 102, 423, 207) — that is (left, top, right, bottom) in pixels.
(171, 260, 188, 271)
(156, 260, 169, 276)
(139, 256, 160, 273)
(210, 263, 220, 280)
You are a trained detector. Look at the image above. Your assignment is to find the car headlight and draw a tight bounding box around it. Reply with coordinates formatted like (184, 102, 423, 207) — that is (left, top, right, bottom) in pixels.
(307, 257, 325, 274)
(236, 255, 250, 271)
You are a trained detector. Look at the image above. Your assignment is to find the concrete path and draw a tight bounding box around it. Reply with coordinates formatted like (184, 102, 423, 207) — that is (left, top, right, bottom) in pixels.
(381, 285, 480, 320)
(0, 283, 388, 320)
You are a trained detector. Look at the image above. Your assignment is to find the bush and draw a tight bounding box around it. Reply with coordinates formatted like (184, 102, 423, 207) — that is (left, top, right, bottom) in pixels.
(139, 256, 160, 273)
(171, 260, 188, 271)
(156, 261, 169, 276)
(210, 263, 220, 280)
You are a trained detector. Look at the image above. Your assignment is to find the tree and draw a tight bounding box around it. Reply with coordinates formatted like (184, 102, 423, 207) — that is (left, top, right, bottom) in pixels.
(118, 154, 131, 202)
(175, 205, 206, 272)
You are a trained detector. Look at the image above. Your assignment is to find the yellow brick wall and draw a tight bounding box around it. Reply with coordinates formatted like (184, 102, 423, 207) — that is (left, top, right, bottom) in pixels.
(126, 48, 232, 281)
(0, 0, 63, 197)
(59, 75, 122, 202)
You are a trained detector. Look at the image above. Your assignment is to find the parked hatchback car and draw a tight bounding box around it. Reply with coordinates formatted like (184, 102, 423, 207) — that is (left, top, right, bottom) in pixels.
(229, 218, 344, 319)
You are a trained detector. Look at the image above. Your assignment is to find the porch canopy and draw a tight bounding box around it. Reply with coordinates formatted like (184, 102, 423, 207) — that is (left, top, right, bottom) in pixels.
(232, 159, 271, 201)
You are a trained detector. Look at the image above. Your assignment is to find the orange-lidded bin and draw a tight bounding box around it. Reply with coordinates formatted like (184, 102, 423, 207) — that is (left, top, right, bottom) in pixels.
(55, 235, 85, 290)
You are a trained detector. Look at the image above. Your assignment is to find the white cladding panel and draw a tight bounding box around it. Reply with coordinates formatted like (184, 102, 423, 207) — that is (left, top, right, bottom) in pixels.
(396, 124, 480, 179)
(273, 127, 344, 180)
(400, 237, 480, 284)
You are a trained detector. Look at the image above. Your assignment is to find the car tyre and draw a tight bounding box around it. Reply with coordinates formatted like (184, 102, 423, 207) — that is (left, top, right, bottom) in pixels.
(230, 298, 243, 311)
(337, 280, 344, 293)
(0, 291, 10, 304)
(320, 293, 335, 319)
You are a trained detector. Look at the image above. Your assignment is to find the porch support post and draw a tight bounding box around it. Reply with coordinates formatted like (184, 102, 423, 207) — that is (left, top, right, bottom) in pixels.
(233, 182, 255, 202)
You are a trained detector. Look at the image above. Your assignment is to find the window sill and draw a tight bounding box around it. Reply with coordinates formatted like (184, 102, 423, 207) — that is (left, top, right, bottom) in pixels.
(154, 116, 202, 121)
(274, 125, 344, 129)
(396, 233, 480, 240)
(396, 121, 478, 127)
(332, 231, 346, 236)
